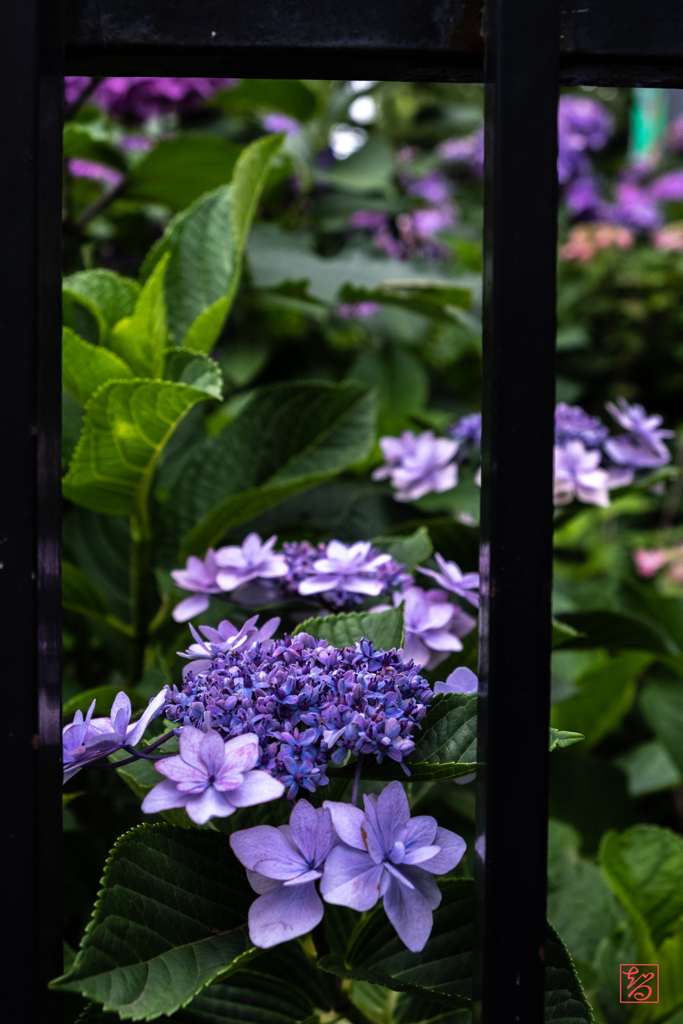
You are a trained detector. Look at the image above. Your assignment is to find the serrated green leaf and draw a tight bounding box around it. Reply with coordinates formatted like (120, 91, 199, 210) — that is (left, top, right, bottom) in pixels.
(549, 728, 585, 752)
(124, 137, 242, 211)
(51, 823, 260, 1020)
(63, 327, 133, 407)
(141, 135, 283, 350)
(63, 269, 140, 345)
(293, 606, 404, 651)
(159, 380, 376, 563)
(615, 740, 683, 798)
(163, 348, 223, 399)
(371, 527, 433, 573)
(109, 254, 169, 377)
(319, 881, 593, 1023)
(62, 380, 212, 517)
(63, 390, 84, 468)
(552, 652, 652, 750)
(553, 610, 679, 656)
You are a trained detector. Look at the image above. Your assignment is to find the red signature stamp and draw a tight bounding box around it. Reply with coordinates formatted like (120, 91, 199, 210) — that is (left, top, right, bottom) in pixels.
(620, 965, 659, 1004)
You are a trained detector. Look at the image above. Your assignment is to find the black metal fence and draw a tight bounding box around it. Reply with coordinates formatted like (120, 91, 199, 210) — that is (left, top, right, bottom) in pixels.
(3, 1, 683, 1020)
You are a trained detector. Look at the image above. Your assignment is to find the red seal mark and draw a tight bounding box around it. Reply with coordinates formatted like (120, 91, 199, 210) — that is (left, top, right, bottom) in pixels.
(620, 965, 659, 1004)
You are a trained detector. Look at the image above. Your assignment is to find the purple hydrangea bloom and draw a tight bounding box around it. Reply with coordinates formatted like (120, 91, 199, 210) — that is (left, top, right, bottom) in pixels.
(404, 170, 453, 205)
(230, 799, 336, 947)
(68, 159, 124, 189)
(282, 540, 411, 612)
(557, 96, 614, 184)
(162, 630, 433, 794)
(649, 170, 683, 202)
(449, 412, 482, 449)
(417, 554, 480, 608)
(554, 441, 611, 507)
(565, 176, 606, 219)
(372, 431, 459, 502)
(262, 113, 301, 136)
(142, 730, 283, 824)
(409, 206, 456, 238)
(604, 398, 674, 469)
(62, 690, 166, 783)
(179, 615, 281, 678)
(321, 781, 466, 951)
(434, 666, 478, 695)
(172, 549, 222, 622)
(336, 302, 380, 319)
(214, 533, 289, 593)
(350, 210, 389, 230)
(438, 128, 484, 177)
(555, 402, 609, 448)
(606, 182, 662, 231)
(64, 76, 92, 106)
(94, 77, 236, 122)
(400, 587, 475, 670)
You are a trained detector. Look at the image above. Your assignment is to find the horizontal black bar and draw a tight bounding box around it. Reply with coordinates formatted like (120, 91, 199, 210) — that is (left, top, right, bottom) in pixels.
(64, 0, 683, 85)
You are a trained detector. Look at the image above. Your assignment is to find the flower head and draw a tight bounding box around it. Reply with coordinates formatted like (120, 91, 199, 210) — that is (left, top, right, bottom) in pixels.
(178, 615, 281, 677)
(230, 799, 336, 947)
(438, 129, 484, 177)
(262, 113, 301, 136)
(214, 533, 289, 593)
(282, 540, 410, 612)
(62, 690, 166, 783)
(64, 76, 92, 106)
(417, 554, 480, 608)
(141, 730, 284, 825)
(434, 666, 478, 694)
(372, 431, 459, 502)
(554, 441, 611, 507)
(604, 398, 674, 469)
(557, 96, 614, 184)
(321, 781, 466, 951)
(554, 403, 609, 448)
(68, 159, 124, 189)
(449, 412, 482, 449)
(387, 587, 476, 671)
(93, 77, 236, 121)
(171, 549, 222, 622)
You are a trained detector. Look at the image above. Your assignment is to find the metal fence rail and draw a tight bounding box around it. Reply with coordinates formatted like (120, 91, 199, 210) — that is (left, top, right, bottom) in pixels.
(3, 1, 682, 1020)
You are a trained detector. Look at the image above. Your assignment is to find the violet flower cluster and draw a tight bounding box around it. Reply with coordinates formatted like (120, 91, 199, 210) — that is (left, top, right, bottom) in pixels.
(230, 782, 466, 952)
(171, 534, 411, 621)
(372, 431, 460, 502)
(64, 76, 236, 121)
(162, 630, 434, 797)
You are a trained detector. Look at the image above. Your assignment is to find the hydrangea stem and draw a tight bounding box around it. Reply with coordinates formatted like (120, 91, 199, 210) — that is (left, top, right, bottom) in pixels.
(351, 754, 363, 807)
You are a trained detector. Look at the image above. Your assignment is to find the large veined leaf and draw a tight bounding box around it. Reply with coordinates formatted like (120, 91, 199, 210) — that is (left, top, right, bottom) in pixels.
(63, 269, 140, 345)
(141, 134, 283, 351)
(339, 279, 472, 323)
(159, 380, 376, 563)
(640, 677, 683, 776)
(615, 740, 683, 798)
(214, 79, 317, 121)
(319, 880, 593, 1023)
(124, 137, 242, 211)
(293, 606, 405, 651)
(51, 824, 259, 1020)
(552, 652, 653, 750)
(163, 349, 223, 399)
(109, 253, 170, 377)
(62, 380, 213, 517)
(62, 327, 133, 406)
(371, 527, 433, 573)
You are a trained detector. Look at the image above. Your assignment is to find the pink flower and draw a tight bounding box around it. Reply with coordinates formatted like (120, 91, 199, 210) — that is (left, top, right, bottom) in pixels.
(633, 549, 668, 578)
(67, 158, 124, 189)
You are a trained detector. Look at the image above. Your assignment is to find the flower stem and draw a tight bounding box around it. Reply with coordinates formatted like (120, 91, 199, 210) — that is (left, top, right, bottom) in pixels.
(84, 729, 177, 771)
(351, 755, 363, 807)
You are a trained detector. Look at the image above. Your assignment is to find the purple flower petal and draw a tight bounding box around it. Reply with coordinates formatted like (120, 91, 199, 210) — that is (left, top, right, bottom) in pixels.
(248, 881, 324, 948)
(141, 778, 190, 815)
(323, 802, 367, 850)
(185, 786, 236, 824)
(320, 845, 384, 911)
(173, 593, 211, 622)
(382, 872, 435, 952)
(420, 827, 467, 875)
(374, 781, 410, 851)
(226, 770, 285, 808)
(231, 825, 307, 880)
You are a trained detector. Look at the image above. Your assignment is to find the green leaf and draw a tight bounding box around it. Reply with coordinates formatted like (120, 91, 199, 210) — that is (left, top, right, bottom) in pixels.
(63, 124, 127, 170)
(63, 327, 133, 406)
(64, 508, 131, 621)
(124, 137, 242, 211)
(549, 728, 585, 752)
(163, 348, 223, 399)
(62, 380, 213, 517)
(63, 391, 84, 469)
(553, 610, 679, 656)
(63, 270, 140, 345)
(319, 880, 593, 1023)
(615, 740, 682, 798)
(552, 618, 585, 648)
(640, 677, 683, 777)
(141, 135, 283, 350)
(350, 347, 428, 433)
(163, 380, 376, 562)
(600, 825, 683, 950)
(371, 527, 433, 573)
(109, 253, 170, 377)
(215, 79, 317, 121)
(62, 560, 120, 625)
(316, 138, 395, 193)
(340, 280, 472, 322)
(51, 823, 259, 1019)
(62, 686, 147, 720)
(552, 652, 653, 750)
(293, 605, 404, 650)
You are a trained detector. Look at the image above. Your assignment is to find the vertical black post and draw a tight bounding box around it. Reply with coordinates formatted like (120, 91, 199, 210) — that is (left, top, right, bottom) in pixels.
(474, 0, 558, 1022)
(1, 2, 63, 1021)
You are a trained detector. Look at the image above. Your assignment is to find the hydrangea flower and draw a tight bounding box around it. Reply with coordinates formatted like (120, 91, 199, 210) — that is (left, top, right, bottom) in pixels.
(282, 540, 410, 612)
(557, 96, 614, 184)
(262, 113, 301, 136)
(438, 128, 484, 177)
(162, 628, 432, 794)
(171, 549, 222, 622)
(554, 441, 611, 507)
(449, 412, 482, 450)
(321, 782, 466, 951)
(554, 402, 609, 448)
(560, 222, 634, 261)
(62, 690, 166, 783)
(64, 76, 92, 107)
(93, 77, 236, 121)
(67, 159, 124, 189)
(435, 666, 478, 694)
(230, 800, 336, 947)
(214, 533, 289, 593)
(374, 587, 475, 671)
(649, 170, 683, 202)
(179, 615, 281, 677)
(336, 302, 380, 319)
(417, 554, 480, 608)
(372, 431, 459, 502)
(604, 398, 674, 469)
(141, 730, 284, 825)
